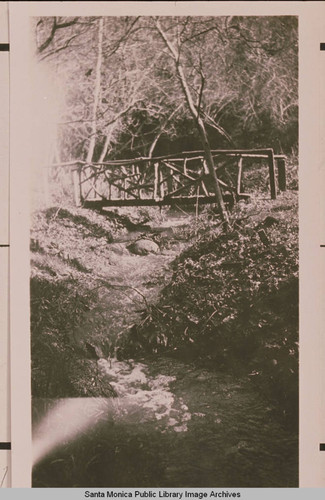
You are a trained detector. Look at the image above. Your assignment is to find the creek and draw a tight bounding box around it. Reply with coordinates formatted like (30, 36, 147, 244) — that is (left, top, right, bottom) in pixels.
(32, 210, 298, 487)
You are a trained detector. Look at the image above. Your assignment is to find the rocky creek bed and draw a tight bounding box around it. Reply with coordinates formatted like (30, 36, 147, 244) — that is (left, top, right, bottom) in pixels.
(32, 355, 297, 487)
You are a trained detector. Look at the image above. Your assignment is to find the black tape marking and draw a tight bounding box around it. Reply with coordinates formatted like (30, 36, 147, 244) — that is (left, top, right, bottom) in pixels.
(0, 443, 11, 450)
(0, 44, 9, 52)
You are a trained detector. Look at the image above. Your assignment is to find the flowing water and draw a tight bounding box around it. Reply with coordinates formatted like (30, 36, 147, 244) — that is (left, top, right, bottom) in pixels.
(32, 355, 297, 487)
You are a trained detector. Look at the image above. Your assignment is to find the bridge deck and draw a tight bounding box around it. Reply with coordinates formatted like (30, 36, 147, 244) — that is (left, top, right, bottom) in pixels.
(82, 194, 251, 209)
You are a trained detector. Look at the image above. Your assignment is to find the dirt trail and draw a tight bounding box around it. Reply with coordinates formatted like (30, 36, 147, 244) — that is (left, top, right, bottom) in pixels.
(81, 213, 192, 343)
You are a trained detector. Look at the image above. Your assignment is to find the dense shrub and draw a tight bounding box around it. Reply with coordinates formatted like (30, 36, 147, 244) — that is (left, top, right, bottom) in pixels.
(30, 276, 116, 398)
(132, 194, 298, 421)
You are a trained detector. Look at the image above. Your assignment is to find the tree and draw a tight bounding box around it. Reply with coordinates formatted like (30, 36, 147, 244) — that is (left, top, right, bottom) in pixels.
(153, 17, 229, 223)
(86, 17, 103, 163)
(33, 15, 298, 206)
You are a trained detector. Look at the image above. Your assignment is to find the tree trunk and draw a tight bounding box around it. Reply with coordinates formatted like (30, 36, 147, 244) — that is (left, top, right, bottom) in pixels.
(87, 17, 104, 164)
(155, 19, 229, 225)
(99, 126, 113, 163)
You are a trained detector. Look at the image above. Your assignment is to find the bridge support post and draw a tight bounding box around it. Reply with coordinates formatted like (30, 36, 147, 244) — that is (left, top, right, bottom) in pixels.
(237, 157, 243, 195)
(154, 162, 159, 201)
(277, 158, 287, 191)
(159, 167, 164, 199)
(167, 166, 174, 193)
(135, 165, 140, 198)
(73, 166, 82, 207)
(267, 149, 277, 200)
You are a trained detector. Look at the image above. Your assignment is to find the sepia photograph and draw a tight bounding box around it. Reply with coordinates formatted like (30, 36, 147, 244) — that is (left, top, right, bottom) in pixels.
(25, 12, 299, 488)
(15, 0, 325, 490)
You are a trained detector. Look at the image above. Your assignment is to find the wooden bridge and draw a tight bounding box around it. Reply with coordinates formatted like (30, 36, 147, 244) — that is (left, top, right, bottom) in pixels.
(58, 149, 286, 209)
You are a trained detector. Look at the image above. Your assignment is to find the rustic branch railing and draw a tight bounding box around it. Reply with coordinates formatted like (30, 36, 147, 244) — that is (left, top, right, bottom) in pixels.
(47, 149, 286, 208)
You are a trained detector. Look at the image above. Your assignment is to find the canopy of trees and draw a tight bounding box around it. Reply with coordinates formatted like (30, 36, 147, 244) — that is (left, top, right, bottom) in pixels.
(34, 15, 298, 164)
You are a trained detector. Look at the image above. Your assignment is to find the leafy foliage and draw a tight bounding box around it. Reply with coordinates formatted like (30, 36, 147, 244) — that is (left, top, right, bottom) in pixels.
(129, 193, 298, 421)
(30, 276, 112, 398)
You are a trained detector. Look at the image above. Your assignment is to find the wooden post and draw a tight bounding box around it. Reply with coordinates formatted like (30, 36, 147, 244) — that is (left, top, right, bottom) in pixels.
(237, 157, 243, 195)
(93, 166, 98, 200)
(277, 158, 287, 191)
(136, 164, 143, 199)
(159, 164, 164, 199)
(73, 167, 82, 207)
(84, 165, 95, 199)
(184, 158, 187, 175)
(268, 149, 277, 200)
(154, 162, 159, 201)
(167, 166, 174, 193)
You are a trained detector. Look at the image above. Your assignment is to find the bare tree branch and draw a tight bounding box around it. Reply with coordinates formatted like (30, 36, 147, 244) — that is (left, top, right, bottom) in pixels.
(38, 17, 79, 53)
(148, 103, 183, 158)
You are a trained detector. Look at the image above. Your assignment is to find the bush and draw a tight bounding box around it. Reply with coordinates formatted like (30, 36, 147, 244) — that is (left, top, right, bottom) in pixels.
(128, 194, 298, 421)
(30, 276, 116, 398)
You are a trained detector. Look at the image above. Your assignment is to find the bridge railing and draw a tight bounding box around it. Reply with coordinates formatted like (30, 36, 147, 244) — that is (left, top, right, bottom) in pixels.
(46, 149, 286, 208)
